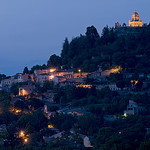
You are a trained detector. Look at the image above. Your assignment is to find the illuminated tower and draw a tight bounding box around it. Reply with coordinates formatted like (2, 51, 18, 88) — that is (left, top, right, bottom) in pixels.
(129, 10, 143, 27)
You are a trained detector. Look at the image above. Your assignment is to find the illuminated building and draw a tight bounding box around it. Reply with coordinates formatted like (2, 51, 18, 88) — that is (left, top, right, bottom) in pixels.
(129, 10, 143, 27)
(19, 84, 35, 96)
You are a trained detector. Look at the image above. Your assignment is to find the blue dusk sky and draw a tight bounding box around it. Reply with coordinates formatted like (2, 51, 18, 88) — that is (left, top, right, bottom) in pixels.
(0, 0, 150, 75)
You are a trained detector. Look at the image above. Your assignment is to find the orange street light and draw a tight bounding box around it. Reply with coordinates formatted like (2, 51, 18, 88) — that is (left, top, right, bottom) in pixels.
(49, 75, 55, 80)
(50, 69, 56, 73)
(24, 138, 28, 143)
(19, 131, 25, 137)
(78, 69, 81, 73)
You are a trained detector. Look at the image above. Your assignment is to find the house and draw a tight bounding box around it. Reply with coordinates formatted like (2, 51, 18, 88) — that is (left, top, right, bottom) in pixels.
(42, 91, 56, 103)
(53, 76, 66, 85)
(53, 69, 75, 79)
(109, 84, 121, 91)
(14, 73, 23, 83)
(96, 84, 121, 91)
(73, 72, 89, 78)
(44, 103, 60, 119)
(79, 134, 93, 148)
(43, 132, 64, 144)
(124, 100, 139, 115)
(84, 136, 93, 148)
(1, 73, 35, 88)
(44, 104, 56, 117)
(34, 68, 57, 84)
(34, 68, 56, 76)
(22, 74, 34, 82)
(19, 84, 35, 96)
(57, 108, 89, 117)
(35, 74, 50, 83)
(1, 78, 12, 88)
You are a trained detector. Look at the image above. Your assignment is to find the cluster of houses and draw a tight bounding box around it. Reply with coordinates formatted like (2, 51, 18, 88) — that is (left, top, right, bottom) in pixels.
(0, 68, 89, 95)
(1, 66, 150, 96)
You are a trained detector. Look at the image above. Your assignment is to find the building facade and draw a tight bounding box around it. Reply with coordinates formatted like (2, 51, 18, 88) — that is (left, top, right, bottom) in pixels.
(129, 10, 143, 27)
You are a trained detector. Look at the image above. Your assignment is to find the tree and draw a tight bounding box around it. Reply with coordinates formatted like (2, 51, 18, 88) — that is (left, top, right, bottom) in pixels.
(10, 83, 20, 95)
(38, 81, 54, 93)
(50, 114, 76, 131)
(0, 111, 18, 125)
(30, 64, 47, 73)
(23, 67, 29, 74)
(0, 90, 10, 110)
(0, 74, 6, 82)
(30, 109, 48, 131)
(61, 38, 69, 64)
(14, 100, 25, 110)
(86, 25, 100, 48)
(47, 54, 62, 67)
(28, 98, 44, 110)
(76, 115, 99, 135)
(139, 139, 150, 150)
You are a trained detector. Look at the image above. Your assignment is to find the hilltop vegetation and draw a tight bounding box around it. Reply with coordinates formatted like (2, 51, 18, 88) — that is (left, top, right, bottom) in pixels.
(59, 25, 150, 73)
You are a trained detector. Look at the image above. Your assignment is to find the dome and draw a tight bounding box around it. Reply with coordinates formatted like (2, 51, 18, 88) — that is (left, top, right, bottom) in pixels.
(132, 10, 140, 21)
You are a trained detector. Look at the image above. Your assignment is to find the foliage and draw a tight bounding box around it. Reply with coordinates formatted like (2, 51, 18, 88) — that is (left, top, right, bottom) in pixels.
(0, 90, 10, 110)
(38, 81, 54, 93)
(14, 100, 26, 110)
(60, 24, 150, 73)
(17, 109, 48, 133)
(27, 98, 44, 110)
(75, 114, 100, 135)
(50, 114, 77, 131)
(47, 54, 62, 68)
(30, 64, 47, 74)
(0, 74, 7, 82)
(23, 67, 29, 74)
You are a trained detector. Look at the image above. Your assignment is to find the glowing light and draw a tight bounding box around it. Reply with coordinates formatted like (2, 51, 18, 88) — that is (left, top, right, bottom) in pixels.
(131, 80, 138, 86)
(16, 109, 22, 113)
(123, 113, 127, 117)
(49, 75, 54, 80)
(50, 69, 56, 73)
(19, 131, 25, 137)
(78, 69, 81, 73)
(19, 89, 28, 96)
(119, 131, 122, 134)
(24, 138, 28, 143)
(76, 84, 92, 89)
(48, 124, 54, 128)
(110, 66, 122, 73)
